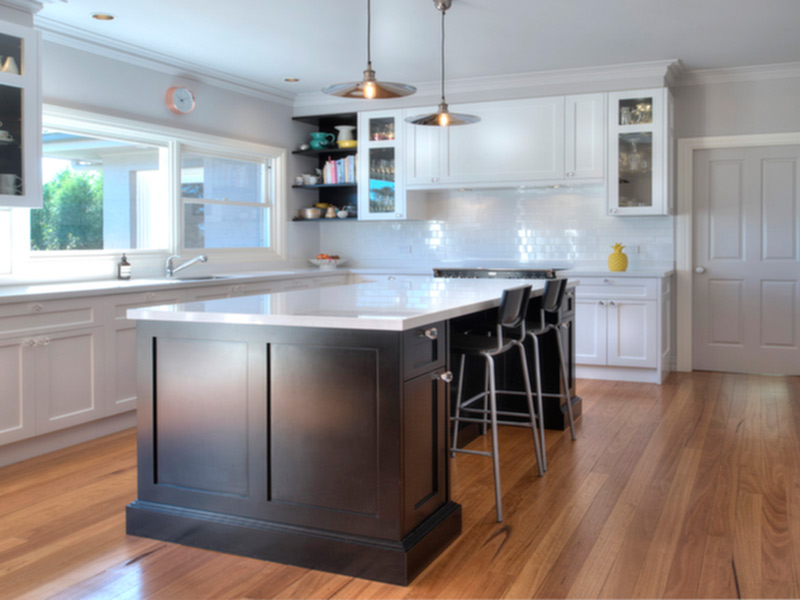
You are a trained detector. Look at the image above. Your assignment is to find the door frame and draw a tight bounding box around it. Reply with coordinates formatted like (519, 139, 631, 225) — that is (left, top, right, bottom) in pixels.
(675, 131, 800, 371)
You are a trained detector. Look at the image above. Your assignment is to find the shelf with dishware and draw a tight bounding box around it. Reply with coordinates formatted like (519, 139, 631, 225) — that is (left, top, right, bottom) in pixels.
(292, 148, 357, 158)
(292, 182, 357, 190)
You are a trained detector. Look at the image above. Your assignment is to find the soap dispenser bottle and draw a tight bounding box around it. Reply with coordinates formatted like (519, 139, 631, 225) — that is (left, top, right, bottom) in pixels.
(117, 253, 131, 280)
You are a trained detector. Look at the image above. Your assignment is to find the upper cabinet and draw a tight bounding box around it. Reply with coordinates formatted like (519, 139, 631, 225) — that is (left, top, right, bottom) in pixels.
(405, 94, 605, 188)
(607, 88, 672, 216)
(357, 110, 423, 220)
(0, 20, 40, 208)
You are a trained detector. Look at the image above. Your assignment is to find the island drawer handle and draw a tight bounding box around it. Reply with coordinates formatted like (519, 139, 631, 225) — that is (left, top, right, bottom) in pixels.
(439, 371, 454, 383)
(423, 328, 438, 340)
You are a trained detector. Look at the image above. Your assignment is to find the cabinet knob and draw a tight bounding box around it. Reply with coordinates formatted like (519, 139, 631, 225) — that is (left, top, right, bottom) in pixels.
(695, 266, 706, 274)
(423, 327, 438, 340)
(603, 278, 611, 284)
(598, 300, 605, 306)
(31, 304, 43, 313)
(395, 213, 402, 219)
(40, 337, 51, 346)
(145, 293, 156, 300)
(566, 171, 575, 178)
(439, 371, 454, 383)
(432, 177, 439, 183)
(25, 339, 37, 347)
(608, 300, 617, 307)
(609, 208, 618, 214)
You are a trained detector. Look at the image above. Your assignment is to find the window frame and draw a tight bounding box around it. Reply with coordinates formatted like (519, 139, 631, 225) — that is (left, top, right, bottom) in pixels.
(3, 104, 287, 283)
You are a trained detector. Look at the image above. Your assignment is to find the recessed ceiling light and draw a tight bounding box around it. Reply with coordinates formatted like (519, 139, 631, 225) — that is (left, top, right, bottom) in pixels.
(284, 78, 300, 83)
(91, 13, 115, 21)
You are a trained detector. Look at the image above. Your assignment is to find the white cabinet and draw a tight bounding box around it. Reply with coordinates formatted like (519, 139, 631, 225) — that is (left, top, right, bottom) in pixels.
(0, 20, 41, 208)
(106, 289, 186, 416)
(575, 275, 670, 383)
(607, 88, 671, 216)
(357, 110, 417, 220)
(185, 280, 284, 301)
(404, 94, 604, 188)
(444, 97, 565, 184)
(565, 93, 605, 180)
(0, 336, 36, 445)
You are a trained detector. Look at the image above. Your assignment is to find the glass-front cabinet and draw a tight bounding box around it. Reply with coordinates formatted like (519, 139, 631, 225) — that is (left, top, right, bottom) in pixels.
(0, 21, 40, 208)
(608, 88, 671, 216)
(357, 110, 407, 220)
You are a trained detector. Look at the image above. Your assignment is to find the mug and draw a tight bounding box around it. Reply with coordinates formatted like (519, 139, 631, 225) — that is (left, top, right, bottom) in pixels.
(309, 132, 335, 150)
(0, 173, 22, 195)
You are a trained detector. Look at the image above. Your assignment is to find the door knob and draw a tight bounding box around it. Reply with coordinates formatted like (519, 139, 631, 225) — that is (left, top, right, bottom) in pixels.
(695, 266, 706, 274)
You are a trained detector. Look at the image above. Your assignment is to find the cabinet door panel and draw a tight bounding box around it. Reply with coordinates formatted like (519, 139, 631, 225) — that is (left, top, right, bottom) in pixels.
(0, 338, 35, 445)
(575, 300, 607, 365)
(445, 98, 564, 183)
(565, 93, 605, 179)
(36, 328, 104, 433)
(607, 300, 657, 367)
(405, 107, 443, 185)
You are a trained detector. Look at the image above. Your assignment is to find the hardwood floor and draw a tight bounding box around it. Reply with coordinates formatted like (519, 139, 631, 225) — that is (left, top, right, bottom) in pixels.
(1, 372, 799, 599)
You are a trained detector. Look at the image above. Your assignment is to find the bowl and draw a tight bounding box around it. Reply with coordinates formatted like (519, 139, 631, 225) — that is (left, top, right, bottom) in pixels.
(337, 140, 357, 149)
(309, 258, 346, 270)
(298, 207, 322, 219)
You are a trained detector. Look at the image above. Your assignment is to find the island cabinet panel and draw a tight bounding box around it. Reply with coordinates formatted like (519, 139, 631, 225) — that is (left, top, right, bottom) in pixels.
(269, 344, 380, 516)
(402, 371, 447, 533)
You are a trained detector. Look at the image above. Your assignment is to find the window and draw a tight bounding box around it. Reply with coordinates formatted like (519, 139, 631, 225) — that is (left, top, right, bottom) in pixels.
(180, 150, 271, 250)
(33, 130, 169, 251)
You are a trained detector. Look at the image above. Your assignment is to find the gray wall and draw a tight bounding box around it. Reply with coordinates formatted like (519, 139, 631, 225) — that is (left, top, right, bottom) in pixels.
(673, 76, 800, 138)
(40, 40, 318, 267)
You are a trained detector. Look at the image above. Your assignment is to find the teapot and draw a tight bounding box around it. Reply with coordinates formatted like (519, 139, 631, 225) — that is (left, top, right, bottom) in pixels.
(309, 132, 335, 150)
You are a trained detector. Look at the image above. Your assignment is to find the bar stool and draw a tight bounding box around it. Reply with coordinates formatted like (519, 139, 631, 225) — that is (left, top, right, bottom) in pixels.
(525, 278, 577, 473)
(450, 285, 544, 523)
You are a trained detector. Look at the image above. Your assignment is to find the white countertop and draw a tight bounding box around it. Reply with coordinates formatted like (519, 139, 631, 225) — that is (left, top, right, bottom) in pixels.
(127, 277, 565, 332)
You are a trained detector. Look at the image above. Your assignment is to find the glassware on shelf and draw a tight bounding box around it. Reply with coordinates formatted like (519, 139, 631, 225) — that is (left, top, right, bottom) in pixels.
(369, 117, 395, 141)
(618, 97, 653, 126)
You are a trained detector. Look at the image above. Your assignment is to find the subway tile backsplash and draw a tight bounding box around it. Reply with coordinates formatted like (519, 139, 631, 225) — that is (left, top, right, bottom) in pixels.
(320, 187, 674, 269)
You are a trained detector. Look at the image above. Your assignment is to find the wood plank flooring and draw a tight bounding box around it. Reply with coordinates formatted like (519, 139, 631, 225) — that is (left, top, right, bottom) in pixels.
(1, 372, 799, 599)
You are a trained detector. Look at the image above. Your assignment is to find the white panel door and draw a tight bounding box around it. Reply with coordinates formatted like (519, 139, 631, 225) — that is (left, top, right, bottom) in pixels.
(445, 97, 564, 183)
(0, 337, 35, 445)
(575, 299, 607, 365)
(607, 300, 658, 368)
(35, 327, 105, 433)
(693, 146, 800, 374)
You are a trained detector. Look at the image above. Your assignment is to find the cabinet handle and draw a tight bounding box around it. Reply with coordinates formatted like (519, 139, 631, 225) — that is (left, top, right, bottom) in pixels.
(598, 300, 605, 306)
(608, 300, 617, 307)
(566, 171, 574, 178)
(25, 339, 37, 347)
(439, 371, 454, 383)
(609, 208, 618, 214)
(423, 327, 438, 340)
(387, 276, 396, 281)
(31, 303, 43, 313)
(395, 213, 402, 219)
(603, 278, 611, 284)
(145, 293, 156, 300)
(432, 177, 439, 183)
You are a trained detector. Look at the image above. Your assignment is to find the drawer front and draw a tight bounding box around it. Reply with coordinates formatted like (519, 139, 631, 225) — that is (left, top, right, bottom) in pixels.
(0, 299, 98, 338)
(575, 277, 658, 300)
(403, 321, 446, 380)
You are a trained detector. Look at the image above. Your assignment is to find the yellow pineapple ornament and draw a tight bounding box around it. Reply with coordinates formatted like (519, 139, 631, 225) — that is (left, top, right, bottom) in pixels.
(608, 243, 628, 272)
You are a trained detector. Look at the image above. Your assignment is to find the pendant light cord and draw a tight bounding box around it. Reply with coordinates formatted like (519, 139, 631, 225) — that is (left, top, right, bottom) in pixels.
(367, 0, 372, 68)
(440, 8, 446, 102)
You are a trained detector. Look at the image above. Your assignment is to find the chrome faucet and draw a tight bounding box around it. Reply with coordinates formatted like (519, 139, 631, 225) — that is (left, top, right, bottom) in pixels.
(166, 254, 208, 277)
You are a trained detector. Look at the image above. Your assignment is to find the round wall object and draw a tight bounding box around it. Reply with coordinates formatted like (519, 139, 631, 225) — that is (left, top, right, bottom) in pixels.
(166, 87, 196, 114)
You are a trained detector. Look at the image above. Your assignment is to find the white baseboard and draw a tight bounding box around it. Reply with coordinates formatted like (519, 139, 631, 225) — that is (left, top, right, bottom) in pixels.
(0, 411, 136, 468)
(577, 365, 665, 384)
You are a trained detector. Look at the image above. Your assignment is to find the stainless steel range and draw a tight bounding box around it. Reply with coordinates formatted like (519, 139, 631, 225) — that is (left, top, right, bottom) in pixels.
(432, 267, 568, 279)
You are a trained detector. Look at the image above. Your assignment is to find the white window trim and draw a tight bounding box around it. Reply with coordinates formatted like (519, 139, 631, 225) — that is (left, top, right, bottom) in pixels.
(3, 104, 287, 284)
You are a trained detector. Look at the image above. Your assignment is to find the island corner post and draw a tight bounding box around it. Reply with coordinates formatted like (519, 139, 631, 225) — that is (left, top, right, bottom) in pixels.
(125, 318, 461, 586)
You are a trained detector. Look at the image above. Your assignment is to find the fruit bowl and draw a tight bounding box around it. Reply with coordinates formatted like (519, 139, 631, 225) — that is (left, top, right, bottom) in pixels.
(309, 257, 346, 270)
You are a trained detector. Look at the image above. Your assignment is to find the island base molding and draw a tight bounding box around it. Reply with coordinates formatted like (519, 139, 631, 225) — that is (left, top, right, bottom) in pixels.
(126, 499, 462, 585)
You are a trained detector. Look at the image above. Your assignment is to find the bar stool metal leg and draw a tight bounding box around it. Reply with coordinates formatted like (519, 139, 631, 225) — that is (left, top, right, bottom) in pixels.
(481, 360, 490, 435)
(517, 341, 544, 477)
(451, 353, 467, 457)
(529, 333, 547, 471)
(486, 354, 503, 523)
(554, 328, 576, 440)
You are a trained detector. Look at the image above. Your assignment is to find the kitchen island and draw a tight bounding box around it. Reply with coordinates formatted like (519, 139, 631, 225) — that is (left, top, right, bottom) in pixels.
(125, 277, 576, 584)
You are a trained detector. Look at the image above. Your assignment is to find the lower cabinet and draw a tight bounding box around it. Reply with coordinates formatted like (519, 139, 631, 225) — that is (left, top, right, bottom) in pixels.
(0, 336, 36, 445)
(574, 275, 671, 383)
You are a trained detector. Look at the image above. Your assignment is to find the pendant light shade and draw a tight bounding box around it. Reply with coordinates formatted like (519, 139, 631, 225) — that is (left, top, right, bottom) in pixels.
(322, 0, 416, 99)
(406, 0, 479, 126)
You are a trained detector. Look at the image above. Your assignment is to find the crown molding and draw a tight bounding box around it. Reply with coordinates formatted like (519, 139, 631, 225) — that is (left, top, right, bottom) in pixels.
(675, 61, 800, 86)
(294, 59, 680, 116)
(34, 16, 295, 106)
(0, 0, 43, 14)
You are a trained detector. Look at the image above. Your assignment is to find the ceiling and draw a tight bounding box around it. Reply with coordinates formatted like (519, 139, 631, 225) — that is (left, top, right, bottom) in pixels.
(34, 0, 800, 100)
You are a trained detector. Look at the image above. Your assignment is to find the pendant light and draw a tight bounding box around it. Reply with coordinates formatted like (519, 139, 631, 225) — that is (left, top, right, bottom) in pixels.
(406, 0, 479, 126)
(322, 0, 416, 99)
